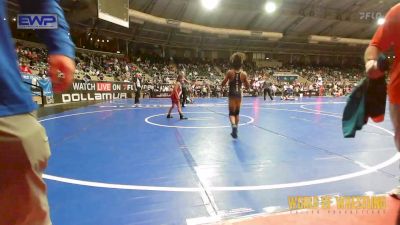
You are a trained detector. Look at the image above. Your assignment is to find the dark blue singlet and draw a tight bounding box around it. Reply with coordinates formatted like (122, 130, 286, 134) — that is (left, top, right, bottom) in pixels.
(229, 72, 242, 98)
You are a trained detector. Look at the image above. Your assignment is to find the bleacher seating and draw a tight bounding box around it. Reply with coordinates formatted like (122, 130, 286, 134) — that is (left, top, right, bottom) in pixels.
(15, 39, 364, 98)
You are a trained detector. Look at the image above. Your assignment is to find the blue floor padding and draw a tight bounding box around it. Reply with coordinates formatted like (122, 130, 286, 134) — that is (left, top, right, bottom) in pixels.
(40, 97, 399, 225)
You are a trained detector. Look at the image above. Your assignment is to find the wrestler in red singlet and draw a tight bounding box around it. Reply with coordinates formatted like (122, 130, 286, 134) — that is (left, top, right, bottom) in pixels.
(166, 72, 188, 120)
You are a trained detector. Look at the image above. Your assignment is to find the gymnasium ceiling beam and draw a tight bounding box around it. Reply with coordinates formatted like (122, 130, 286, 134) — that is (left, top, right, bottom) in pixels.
(166, 0, 188, 45)
(144, 0, 379, 25)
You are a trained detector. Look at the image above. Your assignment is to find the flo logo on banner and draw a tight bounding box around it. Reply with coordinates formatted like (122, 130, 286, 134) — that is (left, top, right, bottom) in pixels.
(17, 14, 58, 29)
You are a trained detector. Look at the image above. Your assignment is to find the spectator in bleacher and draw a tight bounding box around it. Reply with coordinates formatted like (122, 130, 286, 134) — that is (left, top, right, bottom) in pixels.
(83, 74, 91, 83)
(19, 61, 32, 74)
(38, 69, 47, 79)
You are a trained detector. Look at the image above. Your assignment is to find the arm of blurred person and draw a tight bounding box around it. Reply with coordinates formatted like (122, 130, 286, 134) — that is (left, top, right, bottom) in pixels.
(221, 71, 230, 87)
(19, 0, 76, 93)
(174, 82, 181, 98)
(364, 6, 396, 79)
(242, 72, 251, 90)
(364, 46, 384, 79)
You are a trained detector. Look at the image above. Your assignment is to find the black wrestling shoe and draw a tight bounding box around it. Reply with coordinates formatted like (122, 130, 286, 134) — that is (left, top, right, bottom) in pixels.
(231, 127, 238, 139)
(167, 115, 173, 119)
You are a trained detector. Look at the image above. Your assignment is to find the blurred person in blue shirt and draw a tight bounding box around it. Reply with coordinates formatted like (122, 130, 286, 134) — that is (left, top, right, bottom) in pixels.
(0, 1, 75, 224)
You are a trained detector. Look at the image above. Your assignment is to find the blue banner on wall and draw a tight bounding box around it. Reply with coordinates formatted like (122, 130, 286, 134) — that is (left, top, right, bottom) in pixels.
(21, 74, 53, 97)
